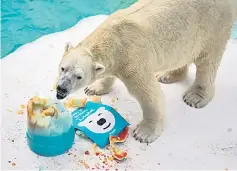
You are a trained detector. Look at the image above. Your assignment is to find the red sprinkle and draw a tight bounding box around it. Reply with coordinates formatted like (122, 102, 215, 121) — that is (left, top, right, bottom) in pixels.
(84, 151, 90, 155)
(95, 152, 100, 156)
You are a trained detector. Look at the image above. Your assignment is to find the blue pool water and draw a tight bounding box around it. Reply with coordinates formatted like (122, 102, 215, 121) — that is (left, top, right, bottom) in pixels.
(1, 0, 136, 58)
(1, 0, 237, 59)
(232, 22, 237, 39)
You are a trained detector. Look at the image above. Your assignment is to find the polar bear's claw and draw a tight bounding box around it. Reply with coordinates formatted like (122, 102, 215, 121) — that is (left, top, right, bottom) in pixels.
(132, 120, 160, 143)
(84, 82, 112, 96)
(183, 86, 212, 108)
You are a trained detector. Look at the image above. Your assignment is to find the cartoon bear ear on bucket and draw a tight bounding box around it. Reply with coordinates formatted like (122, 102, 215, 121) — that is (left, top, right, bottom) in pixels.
(64, 42, 73, 53)
(78, 120, 85, 127)
(96, 107, 106, 113)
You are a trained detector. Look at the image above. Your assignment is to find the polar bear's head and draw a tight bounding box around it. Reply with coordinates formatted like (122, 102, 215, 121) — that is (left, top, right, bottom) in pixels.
(56, 43, 105, 100)
(78, 107, 115, 134)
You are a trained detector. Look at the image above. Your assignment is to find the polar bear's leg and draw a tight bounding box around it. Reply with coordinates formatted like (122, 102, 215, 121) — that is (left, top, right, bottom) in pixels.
(183, 43, 226, 108)
(157, 65, 188, 84)
(122, 74, 164, 143)
(84, 76, 115, 96)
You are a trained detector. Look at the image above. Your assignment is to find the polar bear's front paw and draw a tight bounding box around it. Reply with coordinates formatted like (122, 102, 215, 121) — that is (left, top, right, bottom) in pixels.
(84, 82, 112, 96)
(183, 86, 213, 108)
(132, 120, 161, 143)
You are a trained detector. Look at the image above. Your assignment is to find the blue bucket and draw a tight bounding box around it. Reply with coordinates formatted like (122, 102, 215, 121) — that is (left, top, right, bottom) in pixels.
(26, 126, 75, 157)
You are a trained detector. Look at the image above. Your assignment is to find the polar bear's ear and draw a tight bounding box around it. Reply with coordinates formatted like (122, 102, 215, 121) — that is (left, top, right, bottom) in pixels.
(64, 42, 73, 53)
(92, 62, 105, 76)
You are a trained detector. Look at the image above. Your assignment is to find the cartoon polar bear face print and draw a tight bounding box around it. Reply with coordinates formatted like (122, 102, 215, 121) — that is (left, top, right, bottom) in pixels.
(78, 107, 115, 134)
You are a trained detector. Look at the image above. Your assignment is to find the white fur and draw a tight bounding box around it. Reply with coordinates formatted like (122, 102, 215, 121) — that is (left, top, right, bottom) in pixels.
(58, 0, 237, 143)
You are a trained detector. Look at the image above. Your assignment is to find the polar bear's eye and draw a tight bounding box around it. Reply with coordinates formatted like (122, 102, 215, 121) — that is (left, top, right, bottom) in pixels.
(77, 76, 82, 80)
(61, 67, 65, 72)
(98, 113, 102, 116)
(89, 121, 92, 123)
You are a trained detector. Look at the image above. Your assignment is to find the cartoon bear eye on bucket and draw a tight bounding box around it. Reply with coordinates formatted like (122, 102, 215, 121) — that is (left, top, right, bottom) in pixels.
(78, 107, 115, 134)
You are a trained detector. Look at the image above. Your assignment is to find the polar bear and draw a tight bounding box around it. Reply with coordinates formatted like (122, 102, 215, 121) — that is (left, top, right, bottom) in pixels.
(56, 0, 237, 143)
(78, 107, 115, 134)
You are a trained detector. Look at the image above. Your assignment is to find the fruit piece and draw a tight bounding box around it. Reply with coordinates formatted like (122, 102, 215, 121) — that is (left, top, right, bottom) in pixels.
(110, 127, 129, 143)
(110, 144, 128, 160)
(27, 98, 34, 117)
(111, 98, 116, 103)
(27, 96, 55, 127)
(91, 96, 101, 103)
(67, 98, 87, 108)
(21, 104, 26, 108)
(95, 152, 101, 156)
(42, 107, 55, 116)
(32, 96, 47, 106)
(32, 96, 41, 104)
(41, 106, 58, 117)
(107, 156, 114, 161)
(17, 109, 24, 115)
(109, 127, 129, 160)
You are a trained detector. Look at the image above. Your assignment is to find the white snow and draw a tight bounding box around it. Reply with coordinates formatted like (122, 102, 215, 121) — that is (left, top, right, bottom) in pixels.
(1, 15, 237, 170)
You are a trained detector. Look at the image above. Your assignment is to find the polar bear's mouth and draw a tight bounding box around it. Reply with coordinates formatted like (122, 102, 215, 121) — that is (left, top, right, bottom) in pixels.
(103, 123, 111, 130)
(56, 91, 67, 100)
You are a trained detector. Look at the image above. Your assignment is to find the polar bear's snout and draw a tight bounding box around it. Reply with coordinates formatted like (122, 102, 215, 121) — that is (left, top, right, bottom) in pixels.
(56, 77, 72, 100)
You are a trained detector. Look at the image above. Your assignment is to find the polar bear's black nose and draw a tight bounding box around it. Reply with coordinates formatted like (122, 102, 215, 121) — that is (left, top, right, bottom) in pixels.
(57, 86, 67, 93)
(97, 118, 106, 126)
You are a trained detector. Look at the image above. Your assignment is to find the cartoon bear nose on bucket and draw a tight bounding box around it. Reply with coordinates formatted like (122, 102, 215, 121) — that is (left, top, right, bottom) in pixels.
(97, 118, 106, 126)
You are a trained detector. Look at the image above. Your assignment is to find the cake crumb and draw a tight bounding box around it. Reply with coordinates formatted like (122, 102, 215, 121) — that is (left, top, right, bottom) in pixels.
(79, 160, 89, 169)
(17, 109, 24, 115)
(111, 98, 116, 103)
(107, 156, 114, 161)
(20, 104, 26, 108)
(52, 83, 57, 91)
(12, 163, 16, 166)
